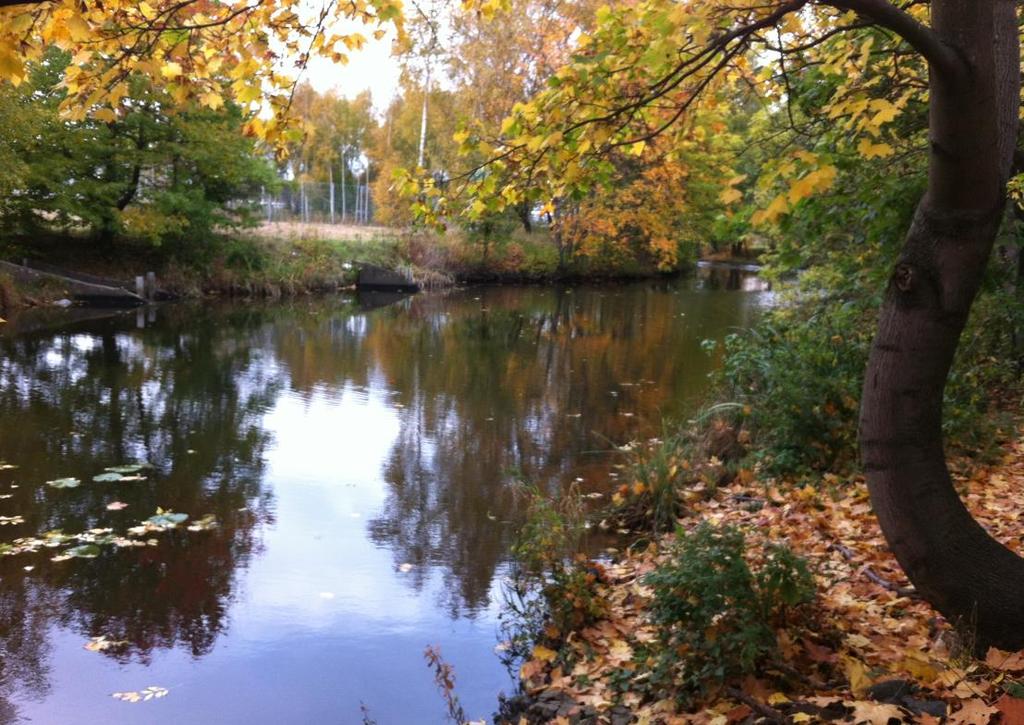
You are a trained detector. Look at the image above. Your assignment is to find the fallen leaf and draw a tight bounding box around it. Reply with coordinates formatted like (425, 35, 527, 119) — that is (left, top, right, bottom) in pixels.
(532, 644, 557, 662)
(986, 647, 1024, 673)
(84, 635, 127, 652)
(112, 686, 168, 703)
(850, 700, 906, 724)
(106, 501, 128, 511)
(842, 654, 874, 698)
(995, 693, 1024, 723)
(949, 698, 998, 725)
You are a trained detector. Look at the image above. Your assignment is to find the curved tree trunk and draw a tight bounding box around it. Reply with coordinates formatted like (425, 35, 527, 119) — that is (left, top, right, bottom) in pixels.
(859, 0, 1023, 650)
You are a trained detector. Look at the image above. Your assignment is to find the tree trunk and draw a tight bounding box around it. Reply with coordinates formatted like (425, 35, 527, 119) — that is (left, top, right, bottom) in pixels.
(859, 0, 1022, 650)
(516, 201, 533, 233)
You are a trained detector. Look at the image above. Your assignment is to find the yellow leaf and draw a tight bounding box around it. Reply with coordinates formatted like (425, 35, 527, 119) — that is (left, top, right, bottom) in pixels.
(161, 61, 183, 79)
(898, 653, 939, 682)
(532, 644, 557, 662)
(65, 14, 91, 42)
(199, 92, 224, 110)
(0, 47, 25, 84)
(842, 654, 873, 698)
(7, 13, 34, 34)
(236, 84, 262, 104)
(719, 187, 743, 204)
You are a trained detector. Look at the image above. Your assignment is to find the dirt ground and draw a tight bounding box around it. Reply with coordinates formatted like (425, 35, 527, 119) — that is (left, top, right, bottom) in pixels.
(252, 221, 399, 241)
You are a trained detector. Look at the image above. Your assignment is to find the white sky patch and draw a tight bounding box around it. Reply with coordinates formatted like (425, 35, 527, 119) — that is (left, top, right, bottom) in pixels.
(304, 25, 402, 114)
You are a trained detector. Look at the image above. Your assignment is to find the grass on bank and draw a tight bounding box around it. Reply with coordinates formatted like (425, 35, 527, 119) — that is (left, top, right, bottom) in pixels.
(1, 217, 717, 310)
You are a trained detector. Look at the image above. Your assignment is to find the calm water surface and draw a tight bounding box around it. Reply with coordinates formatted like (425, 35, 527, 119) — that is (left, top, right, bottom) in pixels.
(0, 271, 766, 724)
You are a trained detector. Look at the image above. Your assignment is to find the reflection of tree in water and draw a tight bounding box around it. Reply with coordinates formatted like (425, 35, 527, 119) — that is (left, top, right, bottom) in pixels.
(365, 282, 763, 615)
(0, 306, 286, 711)
(0, 282, 765, 715)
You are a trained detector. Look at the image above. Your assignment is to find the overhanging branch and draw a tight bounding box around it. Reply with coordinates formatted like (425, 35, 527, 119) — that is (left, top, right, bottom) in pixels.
(821, 0, 965, 79)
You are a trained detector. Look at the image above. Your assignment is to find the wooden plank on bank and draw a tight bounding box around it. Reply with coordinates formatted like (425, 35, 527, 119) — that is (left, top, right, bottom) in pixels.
(0, 261, 146, 308)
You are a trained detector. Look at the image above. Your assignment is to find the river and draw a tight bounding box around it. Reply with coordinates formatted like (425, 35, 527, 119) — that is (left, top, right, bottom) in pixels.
(0, 268, 767, 723)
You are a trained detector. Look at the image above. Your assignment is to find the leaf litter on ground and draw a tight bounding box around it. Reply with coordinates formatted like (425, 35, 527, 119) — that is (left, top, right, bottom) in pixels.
(510, 435, 1024, 724)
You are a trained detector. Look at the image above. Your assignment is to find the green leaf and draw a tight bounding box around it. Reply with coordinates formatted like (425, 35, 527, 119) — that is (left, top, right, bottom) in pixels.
(47, 477, 81, 489)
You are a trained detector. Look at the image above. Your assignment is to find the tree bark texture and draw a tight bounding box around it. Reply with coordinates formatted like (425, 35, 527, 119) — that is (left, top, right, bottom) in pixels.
(859, 0, 1023, 649)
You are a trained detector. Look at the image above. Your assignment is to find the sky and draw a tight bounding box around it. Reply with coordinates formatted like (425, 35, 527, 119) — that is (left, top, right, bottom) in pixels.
(304, 27, 404, 114)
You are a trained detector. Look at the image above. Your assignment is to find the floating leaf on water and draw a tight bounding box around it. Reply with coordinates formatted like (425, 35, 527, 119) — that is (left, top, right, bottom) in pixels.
(22, 565, 33, 572)
(104, 464, 152, 474)
(118, 475, 147, 482)
(0, 463, 17, 470)
(0, 494, 11, 499)
(46, 477, 80, 489)
(112, 686, 169, 703)
(106, 501, 129, 511)
(0, 515, 24, 526)
(186, 514, 217, 532)
(61, 544, 101, 559)
(93, 472, 125, 483)
(84, 635, 128, 653)
(398, 563, 414, 573)
(145, 509, 188, 530)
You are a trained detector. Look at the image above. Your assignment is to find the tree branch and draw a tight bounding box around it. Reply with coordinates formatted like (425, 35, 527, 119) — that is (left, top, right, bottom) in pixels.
(820, 0, 965, 79)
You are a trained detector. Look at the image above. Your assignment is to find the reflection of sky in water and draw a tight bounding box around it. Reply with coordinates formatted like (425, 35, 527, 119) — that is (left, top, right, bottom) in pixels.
(15, 386, 511, 724)
(0, 275, 765, 724)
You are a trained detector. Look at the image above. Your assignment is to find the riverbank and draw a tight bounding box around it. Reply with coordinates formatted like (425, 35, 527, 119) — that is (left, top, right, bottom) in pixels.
(498, 435, 1024, 724)
(0, 225, 719, 316)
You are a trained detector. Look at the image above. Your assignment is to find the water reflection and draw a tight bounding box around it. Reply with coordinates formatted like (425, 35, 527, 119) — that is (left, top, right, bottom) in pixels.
(0, 275, 764, 723)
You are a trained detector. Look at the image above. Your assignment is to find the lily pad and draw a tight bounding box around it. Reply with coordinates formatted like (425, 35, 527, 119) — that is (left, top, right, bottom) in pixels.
(93, 472, 125, 483)
(47, 477, 81, 489)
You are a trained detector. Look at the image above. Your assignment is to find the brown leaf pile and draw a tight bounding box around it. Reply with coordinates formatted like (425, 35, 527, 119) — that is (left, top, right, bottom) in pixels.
(509, 438, 1024, 724)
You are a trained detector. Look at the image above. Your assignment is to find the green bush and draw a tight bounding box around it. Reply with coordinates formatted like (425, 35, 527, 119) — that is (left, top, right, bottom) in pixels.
(645, 522, 815, 704)
(709, 254, 1024, 476)
(713, 297, 872, 474)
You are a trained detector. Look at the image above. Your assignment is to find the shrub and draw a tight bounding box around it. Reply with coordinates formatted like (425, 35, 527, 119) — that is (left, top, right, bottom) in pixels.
(710, 254, 1024, 477)
(506, 484, 608, 642)
(713, 297, 871, 474)
(645, 522, 815, 704)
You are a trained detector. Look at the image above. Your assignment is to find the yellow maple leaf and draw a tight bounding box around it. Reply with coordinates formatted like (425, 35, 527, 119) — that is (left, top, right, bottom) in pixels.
(160, 61, 183, 79)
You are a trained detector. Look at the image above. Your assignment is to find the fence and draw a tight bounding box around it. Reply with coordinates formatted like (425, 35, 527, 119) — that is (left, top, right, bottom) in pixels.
(258, 181, 374, 225)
